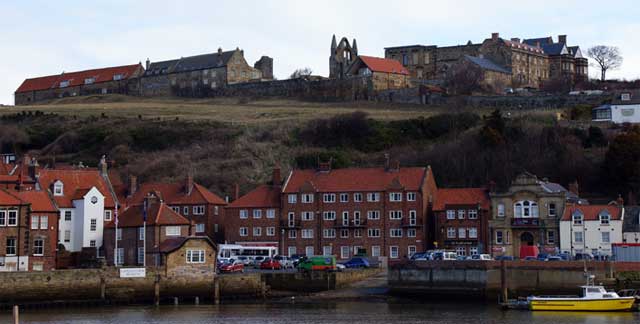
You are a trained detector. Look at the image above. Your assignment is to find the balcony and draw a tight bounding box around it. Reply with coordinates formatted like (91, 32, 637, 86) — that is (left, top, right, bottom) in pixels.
(333, 219, 367, 228)
(511, 218, 544, 227)
(280, 220, 302, 228)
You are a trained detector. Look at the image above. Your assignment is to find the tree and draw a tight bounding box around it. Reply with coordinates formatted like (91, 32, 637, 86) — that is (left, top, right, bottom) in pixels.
(603, 126, 640, 195)
(290, 67, 313, 79)
(587, 45, 623, 81)
(444, 61, 484, 95)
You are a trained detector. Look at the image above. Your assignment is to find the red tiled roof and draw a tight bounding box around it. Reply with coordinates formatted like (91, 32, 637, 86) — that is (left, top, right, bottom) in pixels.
(38, 169, 116, 208)
(0, 189, 24, 206)
(126, 182, 225, 206)
(0, 161, 14, 175)
(0, 175, 18, 183)
(283, 167, 427, 193)
(105, 202, 190, 228)
(358, 56, 409, 75)
(227, 185, 280, 208)
(561, 204, 623, 221)
(433, 188, 490, 211)
(16, 64, 142, 93)
(11, 190, 57, 212)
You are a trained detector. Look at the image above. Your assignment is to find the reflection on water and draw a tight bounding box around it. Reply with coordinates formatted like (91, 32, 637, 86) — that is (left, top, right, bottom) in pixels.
(1, 301, 638, 324)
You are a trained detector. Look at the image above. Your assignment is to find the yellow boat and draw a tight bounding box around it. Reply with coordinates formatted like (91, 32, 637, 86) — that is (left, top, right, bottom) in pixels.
(528, 283, 636, 312)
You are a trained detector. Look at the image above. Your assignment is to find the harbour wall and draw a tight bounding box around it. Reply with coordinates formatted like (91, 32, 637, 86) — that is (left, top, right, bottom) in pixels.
(389, 261, 640, 300)
(263, 269, 382, 292)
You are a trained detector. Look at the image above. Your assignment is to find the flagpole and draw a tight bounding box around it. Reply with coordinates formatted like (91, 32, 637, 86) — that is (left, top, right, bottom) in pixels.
(114, 204, 119, 267)
(143, 199, 147, 268)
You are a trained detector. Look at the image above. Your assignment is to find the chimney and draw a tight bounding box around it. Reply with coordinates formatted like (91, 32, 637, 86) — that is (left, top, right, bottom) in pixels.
(186, 173, 194, 195)
(488, 180, 497, 193)
(388, 160, 400, 172)
(510, 37, 520, 43)
(536, 41, 541, 48)
(218, 47, 223, 55)
(129, 175, 137, 197)
(272, 167, 281, 187)
(189, 220, 195, 236)
(28, 157, 39, 181)
(384, 153, 390, 170)
(491, 32, 499, 41)
(234, 183, 240, 201)
(616, 194, 624, 206)
(145, 58, 150, 70)
(568, 180, 579, 197)
(318, 161, 332, 173)
(558, 35, 567, 44)
(98, 155, 108, 177)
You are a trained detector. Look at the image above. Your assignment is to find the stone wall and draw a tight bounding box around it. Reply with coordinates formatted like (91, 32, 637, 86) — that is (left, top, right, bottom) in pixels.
(464, 94, 608, 109)
(263, 268, 381, 292)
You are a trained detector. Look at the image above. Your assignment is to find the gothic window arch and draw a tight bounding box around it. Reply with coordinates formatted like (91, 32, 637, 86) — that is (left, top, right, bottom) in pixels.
(514, 200, 538, 218)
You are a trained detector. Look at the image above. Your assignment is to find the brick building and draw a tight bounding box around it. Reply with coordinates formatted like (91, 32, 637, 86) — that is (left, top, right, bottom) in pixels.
(280, 162, 437, 261)
(14, 64, 144, 105)
(120, 175, 226, 242)
(0, 190, 31, 271)
(524, 35, 588, 85)
(140, 48, 273, 97)
(433, 188, 490, 256)
(224, 168, 281, 247)
(346, 56, 410, 91)
(103, 195, 192, 267)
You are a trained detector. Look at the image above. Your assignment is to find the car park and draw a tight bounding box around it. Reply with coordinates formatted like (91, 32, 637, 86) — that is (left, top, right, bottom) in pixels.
(342, 257, 370, 269)
(260, 258, 282, 270)
(219, 259, 244, 273)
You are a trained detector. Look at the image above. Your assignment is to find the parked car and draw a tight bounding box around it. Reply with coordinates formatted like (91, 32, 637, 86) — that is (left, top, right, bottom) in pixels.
(298, 256, 336, 272)
(545, 256, 563, 261)
(273, 255, 294, 269)
(470, 254, 492, 261)
(495, 255, 515, 261)
(456, 255, 467, 261)
(433, 251, 457, 260)
(536, 253, 549, 261)
(260, 258, 282, 270)
(574, 253, 593, 261)
(523, 256, 537, 261)
(342, 257, 370, 269)
(252, 256, 267, 267)
(410, 252, 427, 261)
(335, 263, 346, 272)
(236, 256, 252, 266)
(290, 254, 305, 267)
(219, 259, 244, 273)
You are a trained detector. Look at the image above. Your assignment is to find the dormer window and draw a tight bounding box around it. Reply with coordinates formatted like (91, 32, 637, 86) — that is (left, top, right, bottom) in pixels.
(572, 210, 583, 225)
(599, 211, 611, 225)
(113, 74, 124, 81)
(53, 180, 64, 196)
(621, 93, 631, 101)
(59, 80, 70, 88)
(84, 77, 95, 85)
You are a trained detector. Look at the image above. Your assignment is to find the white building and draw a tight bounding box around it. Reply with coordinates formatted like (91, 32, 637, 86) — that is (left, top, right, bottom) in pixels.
(592, 91, 640, 124)
(560, 204, 624, 257)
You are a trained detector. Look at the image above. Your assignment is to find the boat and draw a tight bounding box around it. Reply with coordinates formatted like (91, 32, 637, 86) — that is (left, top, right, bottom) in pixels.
(527, 276, 636, 312)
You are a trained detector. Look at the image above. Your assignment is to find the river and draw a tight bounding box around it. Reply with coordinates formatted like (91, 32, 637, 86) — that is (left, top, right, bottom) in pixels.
(2, 301, 638, 324)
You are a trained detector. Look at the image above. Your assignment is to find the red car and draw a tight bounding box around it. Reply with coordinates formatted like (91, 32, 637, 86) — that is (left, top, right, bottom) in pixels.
(219, 259, 244, 273)
(260, 258, 282, 270)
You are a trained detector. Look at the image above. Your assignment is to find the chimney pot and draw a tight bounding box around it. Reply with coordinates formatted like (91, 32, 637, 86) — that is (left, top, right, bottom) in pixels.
(186, 173, 194, 195)
(558, 35, 567, 44)
(129, 175, 138, 197)
(272, 167, 281, 187)
(569, 180, 580, 197)
(510, 37, 520, 43)
(491, 32, 499, 40)
(616, 194, 624, 206)
(234, 183, 240, 201)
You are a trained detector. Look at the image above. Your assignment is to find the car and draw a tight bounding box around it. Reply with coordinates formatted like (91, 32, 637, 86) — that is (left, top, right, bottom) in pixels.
(219, 259, 244, 273)
(236, 256, 252, 266)
(456, 255, 467, 261)
(290, 254, 305, 267)
(273, 255, 294, 269)
(410, 252, 427, 261)
(574, 253, 594, 261)
(297, 256, 336, 272)
(342, 257, 370, 269)
(495, 255, 515, 261)
(545, 256, 563, 261)
(252, 256, 267, 267)
(335, 263, 346, 272)
(433, 251, 457, 260)
(260, 258, 282, 270)
(470, 254, 492, 261)
(523, 256, 537, 261)
(536, 253, 550, 261)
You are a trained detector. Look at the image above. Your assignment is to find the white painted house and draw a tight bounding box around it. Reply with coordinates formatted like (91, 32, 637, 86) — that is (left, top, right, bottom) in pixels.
(560, 204, 624, 257)
(592, 91, 640, 123)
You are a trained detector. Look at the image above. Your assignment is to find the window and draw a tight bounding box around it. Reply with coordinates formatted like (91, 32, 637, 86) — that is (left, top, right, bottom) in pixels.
(0, 210, 5, 226)
(253, 209, 262, 219)
(84, 77, 95, 85)
(7, 210, 17, 226)
(195, 223, 205, 233)
(514, 201, 539, 218)
(240, 210, 248, 219)
(367, 210, 380, 220)
(165, 226, 181, 236)
(572, 211, 584, 225)
(288, 194, 297, 204)
(171, 206, 180, 213)
(390, 246, 399, 259)
(342, 211, 349, 226)
(340, 229, 349, 238)
(113, 74, 124, 81)
(302, 229, 314, 239)
(266, 209, 275, 218)
(446, 210, 455, 220)
(115, 248, 124, 265)
(90, 219, 97, 231)
(323, 194, 336, 203)
(408, 245, 417, 257)
(600, 211, 611, 225)
(105, 210, 112, 221)
(305, 246, 314, 256)
(407, 228, 416, 237)
(288, 212, 295, 227)
(59, 80, 70, 88)
(266, 227, 275, 236)
(183, 206, 189, 215)
(458, 228, 467, 239)
(288, 230, 297, 239)
(469, 227, 478, 238)
(447, 227, 456, 238)
(457, 210, 465, 219)
(39, 216, 48, 230)
(367, 193, 380, 202)
(547, 231, 556, 244)
(390, 228, 403, 237)
(214, 206, 219, 215)
(239, 227, 248, 236)
(340, 193, 349, 203)
(408, 210, 417, 225)
(574, 231, 584, 243)
(402, 53, 408, 65)
(341, 246, 350, 259)
(456, 247, 466, 256)
(31, 216, 39, 229)
(323, 211, 336, 220)
(354, 229, 362, 238)
(33, 238, 44, 256)
(389, 192, 402, 202)
(468, 210, 478, 219)
(354, 193, 363, 202)
(323, 246, 332, 256)
(137, 247, 145, 264)
(186, 250, 205, 263)
(6, 238, 16, 255)
(139, 227, 145, 240)
(368, 228, 380, 237)
(253, 227, 262, 236)
(407, 192, 417, 201)
(548, 203, 557, 217)
(371, 246, 381, 257)
(497, 204, 505, 217)
(323, 229, 336, 238)
(65, 230, 72, 242)
(601, 232, 610, 243)
(389, 210, 402, 220)
(495, 230, 503, 244)
(621, 93, 631, 101)
(193, 206, 205, 215)
(301, 194, 314, 203)
(302, 211, 314, 221)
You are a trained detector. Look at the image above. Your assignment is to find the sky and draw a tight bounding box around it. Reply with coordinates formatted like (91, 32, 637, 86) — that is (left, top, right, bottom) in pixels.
(1, 0, 639, 105)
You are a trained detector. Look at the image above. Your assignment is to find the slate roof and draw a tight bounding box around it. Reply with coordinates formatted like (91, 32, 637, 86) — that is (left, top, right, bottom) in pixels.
(16, 64, 142, 93)
(433, 188, 490, 211)
(38, 169, 116, 208)
(357, 56, 409, 75)
(523, 37, 554, 46)
(561, 204, 623, 221)
(540, 43, 568, 56)
(464, 55, 511, 74)
(105, 202, 190, 228)
(227, 185, 280, 209)
(143, 51, 236, 76)
(567, 46, 582, 58)
(623, 206, 640, 233)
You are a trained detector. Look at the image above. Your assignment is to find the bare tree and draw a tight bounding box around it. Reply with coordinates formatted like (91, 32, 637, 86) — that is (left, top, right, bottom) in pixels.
(290, 67, 313, 79)
(444, 61, 484, 95)
(587, 45, 623, 81)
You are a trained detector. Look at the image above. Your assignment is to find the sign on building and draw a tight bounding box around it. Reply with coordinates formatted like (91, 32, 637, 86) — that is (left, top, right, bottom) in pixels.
(119, 268, 146, 278)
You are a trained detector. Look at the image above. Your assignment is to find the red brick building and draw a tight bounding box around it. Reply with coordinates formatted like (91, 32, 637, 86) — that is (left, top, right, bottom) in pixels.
(224, 169, 281, 247)
(121, 175, 226, 242)
(280, 163, 437, 261)
(104, 194, 192, 267)
(13, 190, 59, 271)
(433, 188, 490, 256)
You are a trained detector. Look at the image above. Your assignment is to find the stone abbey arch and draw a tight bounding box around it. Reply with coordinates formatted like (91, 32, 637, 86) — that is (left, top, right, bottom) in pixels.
(329, 34, 358, 79)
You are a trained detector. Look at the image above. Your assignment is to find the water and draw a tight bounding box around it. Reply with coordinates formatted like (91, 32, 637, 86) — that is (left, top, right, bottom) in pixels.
(2, 301, 638, 324)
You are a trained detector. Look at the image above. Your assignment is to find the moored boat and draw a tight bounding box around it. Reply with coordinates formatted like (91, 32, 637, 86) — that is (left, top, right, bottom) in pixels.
(527, 278, 636, 312)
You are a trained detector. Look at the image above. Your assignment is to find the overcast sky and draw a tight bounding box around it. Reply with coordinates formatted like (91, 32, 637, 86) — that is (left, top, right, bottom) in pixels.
(1, 0, 638, 105)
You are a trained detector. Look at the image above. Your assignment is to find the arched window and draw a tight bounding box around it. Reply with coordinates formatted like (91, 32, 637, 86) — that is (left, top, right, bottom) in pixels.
(514, 200, 538, 218)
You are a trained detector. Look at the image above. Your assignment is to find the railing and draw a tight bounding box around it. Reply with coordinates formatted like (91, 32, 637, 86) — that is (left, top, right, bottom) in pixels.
(511, 218, 544, 227)
(333, 219, 367, 228)
(280, 220, 301, 228)
(402, 219, 423, 227)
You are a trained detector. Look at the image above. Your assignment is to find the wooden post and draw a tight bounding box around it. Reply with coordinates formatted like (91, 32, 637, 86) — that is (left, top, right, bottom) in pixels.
(213, 277, 220, 305)
(500, 260, 508, 303)
(154, 274, 161, 306)
(100, 277, 106, 300)
(13, 305, 19, 324)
